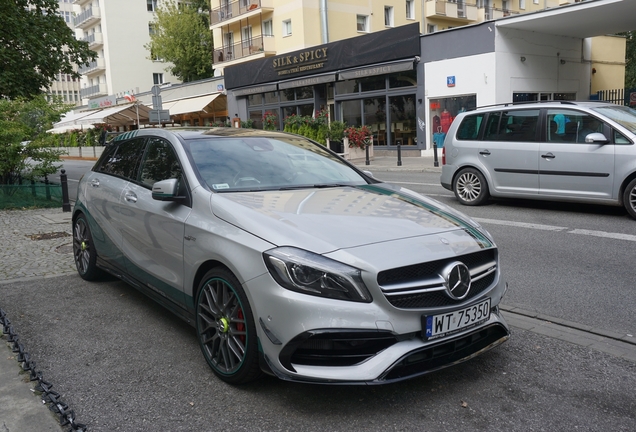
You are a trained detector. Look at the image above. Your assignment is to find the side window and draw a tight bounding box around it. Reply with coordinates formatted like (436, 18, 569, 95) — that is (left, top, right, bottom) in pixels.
(484, 110, 539, 142)
(138, 137, 182, 187)
(613, 129, 631, 144)
(456, 113, 485, 141)
(546, 109, 606, 143)
(98, 138, 147, 180)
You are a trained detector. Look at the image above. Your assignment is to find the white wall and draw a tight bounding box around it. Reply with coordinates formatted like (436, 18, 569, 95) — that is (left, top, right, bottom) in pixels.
(424, 52, 496, 148)
(494, 28, 591, 99)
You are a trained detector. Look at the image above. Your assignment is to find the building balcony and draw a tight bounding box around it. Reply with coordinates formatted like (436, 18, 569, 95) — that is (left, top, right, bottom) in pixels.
(210, 0, 274, 28)
(74, 6, 101, 29)
(73, 0, 92, 5)
(213, 35, 275, 65)
(78, 58, 106, 76)
(425, 0, 478, 21)
(83, 32, 103, 49)
(478, 7, 519, 20)
(80, 83, 108, 99)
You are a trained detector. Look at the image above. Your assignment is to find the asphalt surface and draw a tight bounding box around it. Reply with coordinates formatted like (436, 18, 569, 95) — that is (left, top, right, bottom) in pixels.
(1, 155, 635, 431)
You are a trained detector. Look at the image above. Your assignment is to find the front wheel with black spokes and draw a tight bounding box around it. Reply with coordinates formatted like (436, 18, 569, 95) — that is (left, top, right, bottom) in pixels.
(196, 268, 262, 384)
(72, 214, 104, 281)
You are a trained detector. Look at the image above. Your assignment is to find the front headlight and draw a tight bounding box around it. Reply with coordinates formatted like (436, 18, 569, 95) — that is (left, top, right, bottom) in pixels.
(263, 247, 372, 303)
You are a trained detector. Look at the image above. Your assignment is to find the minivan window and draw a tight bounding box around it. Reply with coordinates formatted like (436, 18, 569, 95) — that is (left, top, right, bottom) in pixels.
(546, 109, 605, 143)
(456, 113, 485, 140)
(484, 109, 539, 142)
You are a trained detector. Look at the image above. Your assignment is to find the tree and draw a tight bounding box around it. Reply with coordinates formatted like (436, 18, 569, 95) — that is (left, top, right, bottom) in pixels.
(623, 31, 636, 89)
(0, 0, 96, 99)
(145, 0, 214, 83)
(0, 96, 70, 185)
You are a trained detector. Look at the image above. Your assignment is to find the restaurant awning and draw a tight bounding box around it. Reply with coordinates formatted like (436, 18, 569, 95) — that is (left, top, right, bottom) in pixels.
(75, 103, 151, 126)
(46, 124, 95, 134)
(54, 110, 95, 128)
(162, 94, 224, 116)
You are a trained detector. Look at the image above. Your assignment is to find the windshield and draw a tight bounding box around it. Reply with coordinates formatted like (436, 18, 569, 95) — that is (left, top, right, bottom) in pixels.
(185, 136, 369, 192)
(591, 105, 636, 134)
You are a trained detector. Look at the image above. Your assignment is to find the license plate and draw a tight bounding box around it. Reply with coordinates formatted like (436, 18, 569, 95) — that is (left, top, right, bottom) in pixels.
(422, 299, 491, 340)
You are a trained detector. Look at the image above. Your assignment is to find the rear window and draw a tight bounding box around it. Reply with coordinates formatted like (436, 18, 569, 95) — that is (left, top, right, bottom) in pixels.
(456, 113, 485, 140)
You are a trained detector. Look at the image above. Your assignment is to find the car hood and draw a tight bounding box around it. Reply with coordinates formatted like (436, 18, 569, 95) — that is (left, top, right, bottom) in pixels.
(210, 183, 487, 254)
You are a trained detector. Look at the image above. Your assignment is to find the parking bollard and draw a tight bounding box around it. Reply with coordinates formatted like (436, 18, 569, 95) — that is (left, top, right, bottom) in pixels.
(60, 169, 71, 212)
(433, 143, 439, 167)
(397, 143, 402, 166)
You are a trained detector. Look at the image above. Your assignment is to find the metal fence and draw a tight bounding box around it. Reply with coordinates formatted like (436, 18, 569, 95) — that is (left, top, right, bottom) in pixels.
(592, 88, 636, 106)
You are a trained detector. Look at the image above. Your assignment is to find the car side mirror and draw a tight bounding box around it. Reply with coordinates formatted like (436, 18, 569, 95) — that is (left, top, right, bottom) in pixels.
(363, 170, 374, 178)
(585, 132, 609, 144)
(152, 178, 184, 202)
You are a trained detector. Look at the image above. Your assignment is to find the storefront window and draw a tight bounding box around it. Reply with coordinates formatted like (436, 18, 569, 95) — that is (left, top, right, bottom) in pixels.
(360, 76, 385, 92)
(264, 91, 278, 104)
(249, 110, 263, 129)
(247, 94, 263, 106)
(363, 97, 387, 146)
(280, 88, 294, 102)
(296, 86, 314, 100)
(389, 95, 416, 145)
(341, 100, 362, 127)
(429, 94, 476, 147)
(299, 104, 314, 116)
(389, 69, 417, 88)
(335, 80, 359, 95)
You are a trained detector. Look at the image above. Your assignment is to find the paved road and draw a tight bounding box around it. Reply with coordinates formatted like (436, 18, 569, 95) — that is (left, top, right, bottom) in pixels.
(1, 157, 635, 431)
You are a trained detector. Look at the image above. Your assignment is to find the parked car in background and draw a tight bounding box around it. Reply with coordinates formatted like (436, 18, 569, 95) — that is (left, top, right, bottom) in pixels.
(73, 128, 509, 384)
(440, 101, 636, 219)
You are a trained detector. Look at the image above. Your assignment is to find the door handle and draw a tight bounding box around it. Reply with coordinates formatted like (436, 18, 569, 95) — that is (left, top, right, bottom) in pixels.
(124, 191, 137, 203)
(541, 153, 556, 159)
(479, 150, 491, 156)
(90, 179, 100, 187)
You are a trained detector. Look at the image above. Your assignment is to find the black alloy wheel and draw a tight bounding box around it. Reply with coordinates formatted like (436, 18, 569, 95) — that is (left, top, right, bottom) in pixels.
(72, 214, 103, 281)
(454, 168, 490, 206)
(196, 268, 262, 384)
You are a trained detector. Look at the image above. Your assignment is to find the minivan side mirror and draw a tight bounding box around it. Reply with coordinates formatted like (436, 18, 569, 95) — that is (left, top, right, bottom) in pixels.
(585, 132, 609, 144)
(152, 178, 184, 202)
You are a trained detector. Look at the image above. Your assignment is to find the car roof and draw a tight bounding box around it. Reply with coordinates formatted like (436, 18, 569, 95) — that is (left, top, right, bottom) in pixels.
(111, 127, 295, 142)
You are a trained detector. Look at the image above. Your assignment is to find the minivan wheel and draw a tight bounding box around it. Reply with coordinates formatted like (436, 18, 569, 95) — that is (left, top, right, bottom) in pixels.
(196, 268, 262, 384)
(623, 178, 636, 220)
(454, 168, 490, 206)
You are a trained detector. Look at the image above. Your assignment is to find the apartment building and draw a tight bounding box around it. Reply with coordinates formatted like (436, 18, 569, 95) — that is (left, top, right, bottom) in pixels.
(209, 0, 566, 75)
(72, 0, 178, 106)
(47, 0, 82, 106)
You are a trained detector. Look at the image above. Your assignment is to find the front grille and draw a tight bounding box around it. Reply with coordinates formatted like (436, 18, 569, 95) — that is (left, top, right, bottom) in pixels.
(377, 249, 497, 309)
(381, 323, 509, 382)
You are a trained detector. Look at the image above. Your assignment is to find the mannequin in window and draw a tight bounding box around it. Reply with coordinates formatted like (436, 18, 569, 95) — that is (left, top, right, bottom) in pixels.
(440, 108, 452, 133)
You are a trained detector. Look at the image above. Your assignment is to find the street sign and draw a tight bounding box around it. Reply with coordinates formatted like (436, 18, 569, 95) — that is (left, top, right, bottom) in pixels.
(630, 92, 636, 106)
(149, 109, 171, 123)
(151, 85, 161, 97)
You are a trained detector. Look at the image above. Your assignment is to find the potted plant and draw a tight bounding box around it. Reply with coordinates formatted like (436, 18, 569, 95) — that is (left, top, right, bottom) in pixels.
(344, 125, 372, 149)
(262, 111, 278, 130)
(326, 120, 346, 153)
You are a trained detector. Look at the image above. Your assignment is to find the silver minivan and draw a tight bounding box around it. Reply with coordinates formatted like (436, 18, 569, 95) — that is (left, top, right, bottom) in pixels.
(439, 101, 636, 219)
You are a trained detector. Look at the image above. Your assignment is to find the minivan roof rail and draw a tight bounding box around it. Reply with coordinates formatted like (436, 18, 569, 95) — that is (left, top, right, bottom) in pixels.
(468, 99, 616, 112)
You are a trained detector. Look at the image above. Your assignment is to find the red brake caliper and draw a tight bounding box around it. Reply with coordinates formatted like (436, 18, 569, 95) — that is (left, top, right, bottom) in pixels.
(237, 309, 246, 344)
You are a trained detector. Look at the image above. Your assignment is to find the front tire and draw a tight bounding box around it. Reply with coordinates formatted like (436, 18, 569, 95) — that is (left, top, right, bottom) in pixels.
(454, 168, 490, 206)
(73, 214, 104, 281)
(623, 178, 636, 220)
(196, 268, 262, 384)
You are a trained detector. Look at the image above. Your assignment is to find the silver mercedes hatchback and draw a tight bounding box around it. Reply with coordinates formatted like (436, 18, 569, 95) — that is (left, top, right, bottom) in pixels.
(440, 101, 636, 219)
(73, 128, 509, 384)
